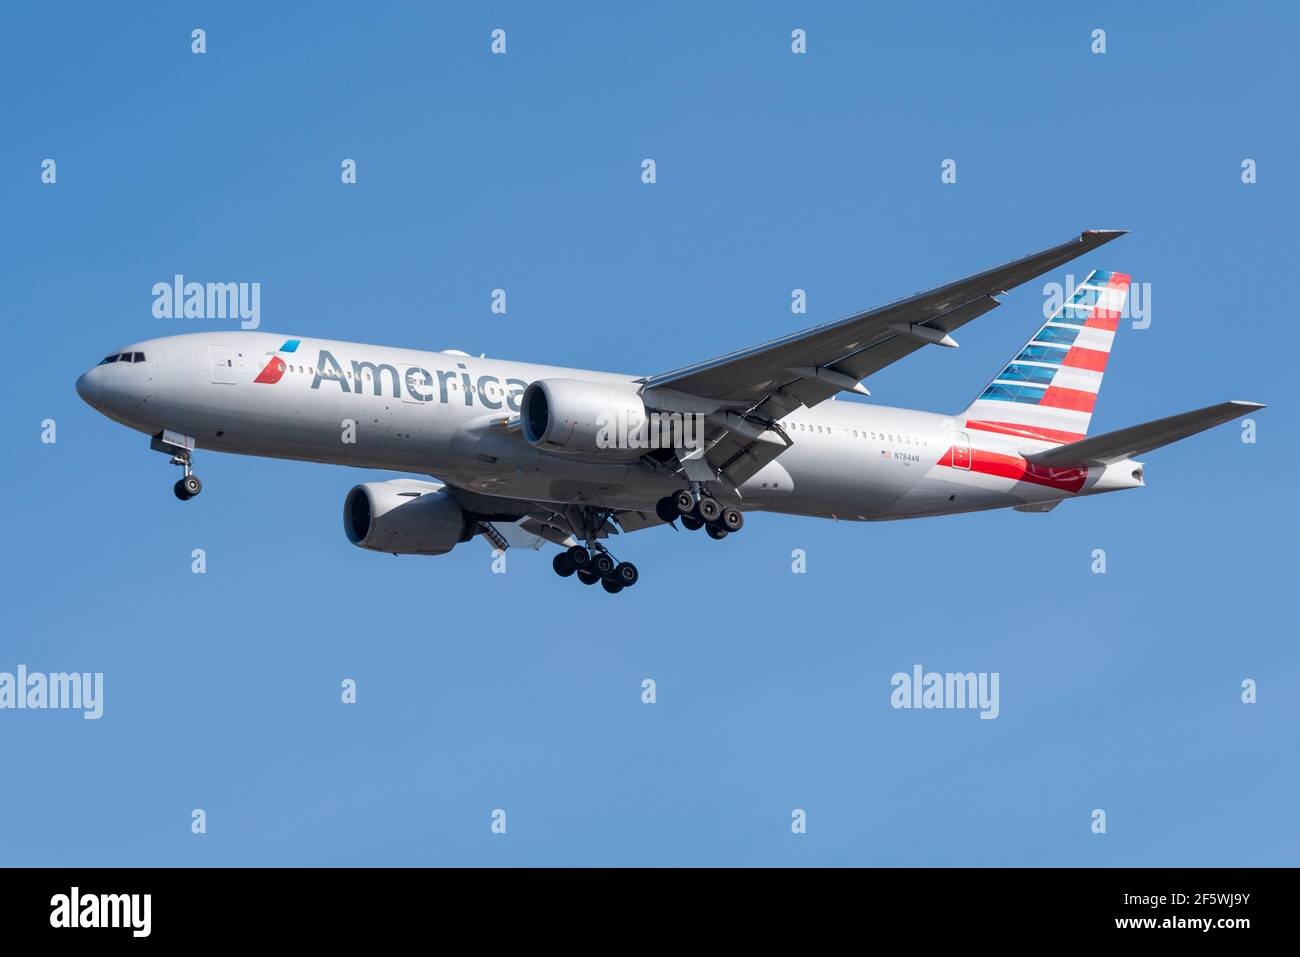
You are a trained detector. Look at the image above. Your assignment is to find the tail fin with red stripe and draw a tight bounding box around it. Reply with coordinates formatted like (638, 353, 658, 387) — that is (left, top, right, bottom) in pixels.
(959, 269, 1130, 446)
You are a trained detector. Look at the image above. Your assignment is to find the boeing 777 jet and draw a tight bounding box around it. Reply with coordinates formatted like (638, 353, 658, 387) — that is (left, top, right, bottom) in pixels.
(76, 230, 1262, 593)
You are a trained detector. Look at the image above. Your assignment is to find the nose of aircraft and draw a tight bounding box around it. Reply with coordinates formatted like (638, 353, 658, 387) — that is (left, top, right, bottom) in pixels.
(75, 367, 103, 408)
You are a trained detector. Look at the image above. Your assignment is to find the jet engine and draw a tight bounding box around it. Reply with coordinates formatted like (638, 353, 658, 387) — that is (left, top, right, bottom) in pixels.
(343, 480, 473, 555)
(521, 378, 649, 459)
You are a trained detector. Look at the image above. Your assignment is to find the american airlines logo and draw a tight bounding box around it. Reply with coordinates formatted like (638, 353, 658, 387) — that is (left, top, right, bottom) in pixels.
(259, 346, 531, 412)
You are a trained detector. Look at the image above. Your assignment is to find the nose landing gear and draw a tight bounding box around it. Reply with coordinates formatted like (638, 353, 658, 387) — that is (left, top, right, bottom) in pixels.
(151, 430, 203, 501)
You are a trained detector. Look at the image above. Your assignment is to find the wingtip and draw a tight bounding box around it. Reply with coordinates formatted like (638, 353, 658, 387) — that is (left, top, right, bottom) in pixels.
(1230, 400, 1267, 410)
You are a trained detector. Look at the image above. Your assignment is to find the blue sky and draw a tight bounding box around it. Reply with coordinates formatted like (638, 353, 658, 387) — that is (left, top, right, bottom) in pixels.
(2, 1, 1296, 865)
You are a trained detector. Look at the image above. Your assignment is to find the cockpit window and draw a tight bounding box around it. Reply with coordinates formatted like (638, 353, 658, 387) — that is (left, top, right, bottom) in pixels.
(97, 351, 145, 364)
(100, 354, 119, 364)
(132, 352, 145, 363)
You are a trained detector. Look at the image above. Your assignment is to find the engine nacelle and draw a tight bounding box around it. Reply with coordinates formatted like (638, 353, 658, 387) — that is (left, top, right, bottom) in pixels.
(521, 378, 648, 458)
(343, 480, 473, 555)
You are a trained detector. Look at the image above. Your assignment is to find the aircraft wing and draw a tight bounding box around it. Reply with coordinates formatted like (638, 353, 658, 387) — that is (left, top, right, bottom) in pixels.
(643, 229, 1127, 488)
(1023, 400, 1265, 467)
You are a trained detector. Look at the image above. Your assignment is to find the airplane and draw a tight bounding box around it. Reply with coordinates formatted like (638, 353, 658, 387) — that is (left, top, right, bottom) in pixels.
(75, 229, 1262, 594)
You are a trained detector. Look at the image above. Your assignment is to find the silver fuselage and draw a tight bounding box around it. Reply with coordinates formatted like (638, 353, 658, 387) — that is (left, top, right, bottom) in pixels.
(76, 331, 1142, 519)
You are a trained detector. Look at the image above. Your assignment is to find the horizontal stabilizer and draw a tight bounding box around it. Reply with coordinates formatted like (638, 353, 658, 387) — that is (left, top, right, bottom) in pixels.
(1023, 400, 1264, 467)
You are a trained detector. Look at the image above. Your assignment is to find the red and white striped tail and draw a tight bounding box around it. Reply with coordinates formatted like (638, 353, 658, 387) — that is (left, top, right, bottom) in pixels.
(960, 270, 1130, 446)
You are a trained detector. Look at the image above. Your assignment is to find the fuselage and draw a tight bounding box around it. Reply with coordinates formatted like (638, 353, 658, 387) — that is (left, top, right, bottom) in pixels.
(75, 331, 1143, 520)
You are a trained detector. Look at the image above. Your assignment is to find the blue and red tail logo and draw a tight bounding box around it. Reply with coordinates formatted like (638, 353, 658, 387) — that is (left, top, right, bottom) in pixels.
(253, 339, 301, 384)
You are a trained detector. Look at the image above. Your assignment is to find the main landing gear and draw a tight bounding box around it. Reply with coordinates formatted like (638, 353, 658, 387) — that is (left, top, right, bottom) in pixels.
(552, 544, 639, 595)
(550, 506, 641, 595)
(655, 488, 743, 540)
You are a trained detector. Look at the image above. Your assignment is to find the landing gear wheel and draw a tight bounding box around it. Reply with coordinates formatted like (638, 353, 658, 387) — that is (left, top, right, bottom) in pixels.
(600, 577, 624, 594)
(673, 489, 696, 516)
(706, 524, 729, 540)
(655, 496, 679, 524)
(721, 507, 743, 532)
(613, 562, 639, 587)
(567, 545, 591, 568)
(577, 569, 600, 586)
(681, 515, 704, 531)
(552, 553, 576, 577)
(697, 497, 721, 523)
(174, 475, 202, 500)
(592, 552, 616, 577)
